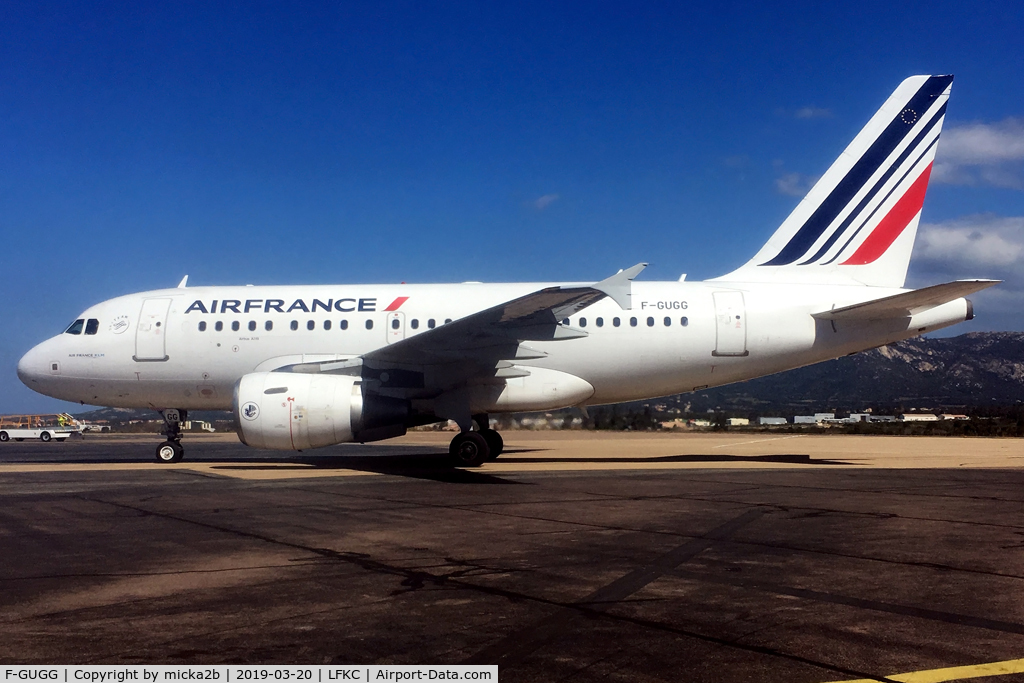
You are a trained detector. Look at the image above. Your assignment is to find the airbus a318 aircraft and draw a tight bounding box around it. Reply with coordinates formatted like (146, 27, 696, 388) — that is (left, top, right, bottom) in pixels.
(17, 75, 997, 466)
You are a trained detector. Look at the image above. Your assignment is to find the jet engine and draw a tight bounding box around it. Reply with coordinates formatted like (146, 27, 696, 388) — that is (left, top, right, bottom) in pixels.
(233, 372, 409, 450)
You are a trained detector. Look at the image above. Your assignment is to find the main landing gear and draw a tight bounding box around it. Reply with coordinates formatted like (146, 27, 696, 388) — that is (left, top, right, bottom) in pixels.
(155, 409, 186, 463)
(448, 414, 504, 467)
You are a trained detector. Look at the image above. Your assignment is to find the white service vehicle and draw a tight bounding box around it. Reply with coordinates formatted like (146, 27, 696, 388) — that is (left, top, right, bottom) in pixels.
(16, 75, 998, 466)
(0, 426, 76, 443)
(0, 414, 79, 443)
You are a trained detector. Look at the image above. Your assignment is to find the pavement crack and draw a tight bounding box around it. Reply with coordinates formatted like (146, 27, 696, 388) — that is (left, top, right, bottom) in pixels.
(463, 507, 766, 667)
(668, 567, 1024, 636)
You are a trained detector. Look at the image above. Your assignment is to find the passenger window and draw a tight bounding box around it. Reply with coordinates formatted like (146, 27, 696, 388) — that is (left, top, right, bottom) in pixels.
(215, 321, 224, 332)
(391, 318, 400, 329)
(198, 321, 207, 332)
(366, 319, 374, 330)
(265, 320, 273, 331)
(428, 319, 436, 329)
(64, 319, 85, 335)
(248, 321, 256, 332)
(306, 320, 315, 331)
(85, 319, 99, 335)
(630, 317, 637, 327)
(444, 318, 452, 324)
(290, 320, 298, 331)
(680, 317, 688, 327)
(324, 320, 331, 331)
(647, 317, 655, 327)
(340, 319, 349, 330)
(232, 321, 240, 331)
(664, 317, 671, 327)
(596, 317, 603, 327)
(613, 317, 620, 327)
(579, 317, 587, 328)
(562, 318, 570, 326)
(411, 319, 419, 330)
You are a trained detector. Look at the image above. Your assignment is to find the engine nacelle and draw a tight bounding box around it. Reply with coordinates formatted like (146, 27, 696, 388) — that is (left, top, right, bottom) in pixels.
(233, 372, 409, 450)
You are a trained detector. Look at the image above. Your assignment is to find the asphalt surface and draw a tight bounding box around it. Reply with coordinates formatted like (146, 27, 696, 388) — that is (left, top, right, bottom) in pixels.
(3, 434, 1024, 682)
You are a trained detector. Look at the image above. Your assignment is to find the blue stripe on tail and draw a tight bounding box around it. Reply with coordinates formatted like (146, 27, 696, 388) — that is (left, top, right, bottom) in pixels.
(760, 75, 952, 267)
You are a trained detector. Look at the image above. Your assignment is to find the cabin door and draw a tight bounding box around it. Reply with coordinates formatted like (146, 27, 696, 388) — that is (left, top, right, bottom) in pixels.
(712, 291, 748, 357)
(135, 298, 172, 361)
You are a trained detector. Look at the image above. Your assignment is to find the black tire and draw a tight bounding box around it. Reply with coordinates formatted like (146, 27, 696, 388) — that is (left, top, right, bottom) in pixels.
(0, 431, 8, 442)
(40, 432, 51, 442)
(155, 440, 184, 463)
(478, 428, 504, 459)
(449, 432, 490, 467)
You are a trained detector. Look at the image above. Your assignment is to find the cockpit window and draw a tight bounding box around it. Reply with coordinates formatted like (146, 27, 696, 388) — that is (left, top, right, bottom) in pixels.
(85, 319, 99, 335)
(64, 319, 85, 335)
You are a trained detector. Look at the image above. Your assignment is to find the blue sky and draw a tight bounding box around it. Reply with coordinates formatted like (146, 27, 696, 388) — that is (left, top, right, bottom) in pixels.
(2, 1, 1023, 414)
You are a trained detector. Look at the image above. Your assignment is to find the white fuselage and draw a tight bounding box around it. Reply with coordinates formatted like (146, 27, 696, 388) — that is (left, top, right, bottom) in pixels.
(18, 279, 970, 413)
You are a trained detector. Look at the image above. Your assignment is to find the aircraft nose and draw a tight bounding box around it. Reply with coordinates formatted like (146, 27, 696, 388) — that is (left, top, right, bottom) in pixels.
(17, 343, 47, 388)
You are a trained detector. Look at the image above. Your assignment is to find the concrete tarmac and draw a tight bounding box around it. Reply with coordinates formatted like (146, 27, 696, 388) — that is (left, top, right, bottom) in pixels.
(2, 432, 1024, 682)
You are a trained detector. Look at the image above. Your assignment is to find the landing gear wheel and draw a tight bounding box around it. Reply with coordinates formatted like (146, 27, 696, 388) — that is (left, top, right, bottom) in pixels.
(155, 440, 184, 463)
(449, 432, 490, 468)
(40, 432, 51, 442)
(478, 429, 503, 459)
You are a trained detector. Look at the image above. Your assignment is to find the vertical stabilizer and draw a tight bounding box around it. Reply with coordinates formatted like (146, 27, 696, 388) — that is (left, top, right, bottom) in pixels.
(715, 75, 953, 287)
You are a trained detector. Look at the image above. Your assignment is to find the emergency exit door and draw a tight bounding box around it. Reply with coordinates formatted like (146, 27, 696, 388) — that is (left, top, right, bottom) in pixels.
(386, 311, 406, 344)
(712, 291, 748, 357)
(134, 298, 172, 361)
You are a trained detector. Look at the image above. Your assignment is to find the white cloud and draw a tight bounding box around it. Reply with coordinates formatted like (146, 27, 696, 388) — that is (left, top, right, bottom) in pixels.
(910, 215, 1024, 329)
(794, 106, 832, 120)
(533, 193, 559, 210)
(934, 118, 1024, 189)
(915, 215, 1024, 270)
(940, 118, 1024, 164)
(774, 172, 818, 197)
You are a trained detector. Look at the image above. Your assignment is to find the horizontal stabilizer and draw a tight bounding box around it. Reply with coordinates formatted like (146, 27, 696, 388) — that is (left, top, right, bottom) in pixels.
(812, 280, 999, 321)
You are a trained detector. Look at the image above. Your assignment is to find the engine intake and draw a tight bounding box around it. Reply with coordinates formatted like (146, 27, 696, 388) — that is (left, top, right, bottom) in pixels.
(233, 372, 408, 450)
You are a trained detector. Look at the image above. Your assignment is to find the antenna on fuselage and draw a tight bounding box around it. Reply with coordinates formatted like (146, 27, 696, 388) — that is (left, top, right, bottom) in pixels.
(177, 275, 189, 288)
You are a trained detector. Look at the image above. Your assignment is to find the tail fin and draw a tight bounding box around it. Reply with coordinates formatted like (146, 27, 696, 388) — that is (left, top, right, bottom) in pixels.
(716, 75, 953, 288)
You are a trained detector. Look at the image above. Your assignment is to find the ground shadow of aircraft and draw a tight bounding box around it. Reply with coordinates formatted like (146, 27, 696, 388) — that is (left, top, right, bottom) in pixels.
(0, 440, 853, 484)
(212, 451, 530, 485)
(492, 453, 856, 466)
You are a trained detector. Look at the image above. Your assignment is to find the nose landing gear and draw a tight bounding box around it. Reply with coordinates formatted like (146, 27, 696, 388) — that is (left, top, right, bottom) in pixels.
(155, 409, 186, 463)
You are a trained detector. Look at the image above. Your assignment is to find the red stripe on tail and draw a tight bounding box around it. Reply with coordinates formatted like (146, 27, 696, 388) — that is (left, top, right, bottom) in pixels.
(841, 162, 933, 266)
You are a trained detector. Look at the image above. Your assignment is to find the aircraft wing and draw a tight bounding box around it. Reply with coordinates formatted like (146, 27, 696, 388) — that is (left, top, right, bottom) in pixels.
(811, 279, 999, 321)
(288, 264, 647, 383)
(364, 263, 646, 364)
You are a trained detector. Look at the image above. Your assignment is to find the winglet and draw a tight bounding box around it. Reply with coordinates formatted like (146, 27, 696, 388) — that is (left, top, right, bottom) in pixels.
(594, 263, 647, 309)
(177, 275, 189, 289)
